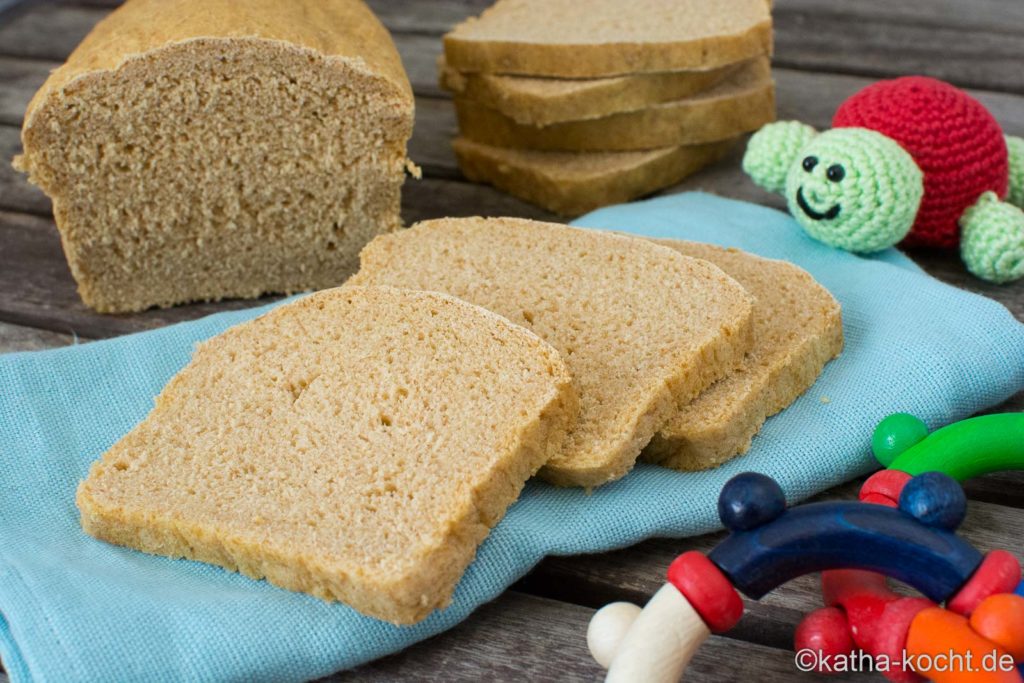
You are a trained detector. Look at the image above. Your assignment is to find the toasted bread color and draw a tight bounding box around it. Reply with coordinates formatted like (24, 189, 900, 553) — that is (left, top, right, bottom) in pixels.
(444, 0, 773, 78)
(644, 241, 844, 470)
(453, 59, 775, 152)
(77, 286, 578, 624)
(439, 58, 758, 126)
(453, 137, 733, 216)
(351, 219, 754, 487)
(15, 0, 414, 313)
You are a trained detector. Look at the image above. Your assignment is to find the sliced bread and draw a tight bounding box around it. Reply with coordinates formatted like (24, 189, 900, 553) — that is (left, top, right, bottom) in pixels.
(454, 59, 775, 151)
(15, 0, 414, 313)
(439, 57, 755, 126)
(349, 219, 754, 487)
(453, 137, 734, 216)
(444, 0, 773, 78)
(77, 286, 578, 624)
(644, 241, 844, 471)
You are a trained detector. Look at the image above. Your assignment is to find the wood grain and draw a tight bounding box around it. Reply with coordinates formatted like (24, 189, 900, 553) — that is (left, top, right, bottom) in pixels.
(4, 0, 1024, 94)
(330, 591, 877, 682)
(0, 2, 1021, 682)
(0, 320, 82, 351)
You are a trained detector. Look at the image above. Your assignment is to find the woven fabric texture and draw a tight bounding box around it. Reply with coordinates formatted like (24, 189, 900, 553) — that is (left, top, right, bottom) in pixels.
(833, 76, 1009, 249)
(1, 193, 1022, 682)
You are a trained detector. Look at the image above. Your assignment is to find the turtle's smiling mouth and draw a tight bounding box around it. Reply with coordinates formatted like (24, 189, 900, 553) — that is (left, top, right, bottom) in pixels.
(796, 187, 841, 221)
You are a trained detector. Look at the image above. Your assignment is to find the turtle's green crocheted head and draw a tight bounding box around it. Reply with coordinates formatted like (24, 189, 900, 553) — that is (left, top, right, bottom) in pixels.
(744, 124, 925, 253)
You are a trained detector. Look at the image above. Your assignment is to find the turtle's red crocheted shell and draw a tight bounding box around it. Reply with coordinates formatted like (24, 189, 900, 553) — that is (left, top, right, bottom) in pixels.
(832, 76, 1008, 248)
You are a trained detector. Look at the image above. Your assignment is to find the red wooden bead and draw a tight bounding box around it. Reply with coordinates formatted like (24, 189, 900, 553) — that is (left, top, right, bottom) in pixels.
(666, 551, 744, 633)
(859, 470, 913, 508)
(870, 597, 933, 683)
(947, 550, 1022, 616)
(970, 593, 1024, 661)
(793, 606, 855, 671)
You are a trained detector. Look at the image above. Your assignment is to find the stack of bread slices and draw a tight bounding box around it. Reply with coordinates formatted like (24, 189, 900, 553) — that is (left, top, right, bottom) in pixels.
(440, 0, 777, 216)
(78, 218, 842, 626)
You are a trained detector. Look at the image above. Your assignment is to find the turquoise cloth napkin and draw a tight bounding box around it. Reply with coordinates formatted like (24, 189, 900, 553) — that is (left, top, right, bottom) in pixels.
(2, 193, 1022, 682)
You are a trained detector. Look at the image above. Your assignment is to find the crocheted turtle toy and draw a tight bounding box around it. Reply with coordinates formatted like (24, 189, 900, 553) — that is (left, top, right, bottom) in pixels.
(743, 76, 1024, 283)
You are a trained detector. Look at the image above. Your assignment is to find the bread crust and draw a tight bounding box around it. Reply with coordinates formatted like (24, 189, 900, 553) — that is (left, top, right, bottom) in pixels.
(644, 241, 844, 470)
(16, 0, 414, 313)
(439, 58, 760, 126)
(443, 0, 772, 78)
(352, 219, 755, 487)
(77, 286, 578, 624)
(453, 60, 775, 152)
(452, 137, 734, 216)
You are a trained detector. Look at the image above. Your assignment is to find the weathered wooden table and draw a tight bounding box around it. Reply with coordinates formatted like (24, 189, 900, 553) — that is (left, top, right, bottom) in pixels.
(1, 1, 1021, 681)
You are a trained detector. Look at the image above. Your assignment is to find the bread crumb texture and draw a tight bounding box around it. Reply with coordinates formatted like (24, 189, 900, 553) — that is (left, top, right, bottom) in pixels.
(77, 286, 578, 624)
(452, 138, 734, 216)
(644, 241, 843, 470)
(444, 0, 773, 77)
(438, 57, 764, 126)
(350, 218, 754, 486)
(16, 0, 414, 313)
(452, 58, 775, 152)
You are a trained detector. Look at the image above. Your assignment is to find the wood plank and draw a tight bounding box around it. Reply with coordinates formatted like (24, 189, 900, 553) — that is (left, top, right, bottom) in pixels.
(0, 170, 555, 338)
(0, 320, 82, 352)
(0, 125, 49, 215)
(0, 56, 55, 126)
(331, 591, 878, 682)
(3, 0, 1024, 94)
(519, 481, 1024, 653)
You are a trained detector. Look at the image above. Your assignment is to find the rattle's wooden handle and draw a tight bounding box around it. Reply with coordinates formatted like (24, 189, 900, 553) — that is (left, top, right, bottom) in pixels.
(588, 583, 711, 683)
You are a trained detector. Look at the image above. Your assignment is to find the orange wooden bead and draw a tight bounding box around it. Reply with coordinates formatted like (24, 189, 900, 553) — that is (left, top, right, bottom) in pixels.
(905, 607, 1019, 683)
(970, 594, 1024, 661)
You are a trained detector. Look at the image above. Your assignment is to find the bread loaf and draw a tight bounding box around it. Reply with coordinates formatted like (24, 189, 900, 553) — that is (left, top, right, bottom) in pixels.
(444, 0, 773, 78)
(439, 57, 751, 126)
(77, 286, 578, 624)
(15, 0, 414, 313)
(644, 241, 843, 470)
(350, 218, 754, 487)
(453, 137, 733, 216)
(454, 59, 774, 152)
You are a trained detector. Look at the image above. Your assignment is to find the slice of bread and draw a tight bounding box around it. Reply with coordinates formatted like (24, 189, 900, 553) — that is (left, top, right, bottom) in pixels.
(439, 57, 756, 126)
(15, 0, 414, 313)
(350, 219, 754, 487)
(454, 59, 774, 152)
(644, 241, 843, 471)
(77, 286, 578, 624)
(452, 137, 733, 216)
(444, 0, 772, 78)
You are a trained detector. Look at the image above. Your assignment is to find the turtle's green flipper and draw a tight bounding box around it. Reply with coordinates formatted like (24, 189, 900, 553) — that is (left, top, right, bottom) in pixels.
(1007, 135, 1024, 209)
(960, 191, 1024, 283)
(742, 121, 817, 194)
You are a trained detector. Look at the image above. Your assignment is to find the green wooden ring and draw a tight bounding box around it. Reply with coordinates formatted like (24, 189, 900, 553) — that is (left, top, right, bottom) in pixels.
(873, 413, 1024, 481)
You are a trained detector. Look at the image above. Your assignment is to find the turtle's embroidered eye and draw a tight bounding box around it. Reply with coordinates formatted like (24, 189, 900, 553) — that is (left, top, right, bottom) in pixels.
(802, 156, 818, 172)
(827, 164, 846, 182)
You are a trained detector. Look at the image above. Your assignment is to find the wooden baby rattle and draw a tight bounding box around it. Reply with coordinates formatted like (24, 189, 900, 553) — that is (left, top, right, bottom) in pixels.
(797, 412, 1024, 682)
(587, 471, 1024, 682)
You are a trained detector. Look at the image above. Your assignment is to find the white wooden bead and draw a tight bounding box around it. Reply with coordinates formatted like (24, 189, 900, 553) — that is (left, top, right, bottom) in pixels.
(587, 601, 642, 668)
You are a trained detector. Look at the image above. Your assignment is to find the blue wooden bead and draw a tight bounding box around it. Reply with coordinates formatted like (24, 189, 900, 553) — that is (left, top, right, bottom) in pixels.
(898, 472, 967, 530)
(718, 472, 787, 531)
(708, 499, 982, 603)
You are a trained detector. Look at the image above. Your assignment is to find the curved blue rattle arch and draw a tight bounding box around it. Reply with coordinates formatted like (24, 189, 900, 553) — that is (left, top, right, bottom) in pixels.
(707, 472, 983, 602)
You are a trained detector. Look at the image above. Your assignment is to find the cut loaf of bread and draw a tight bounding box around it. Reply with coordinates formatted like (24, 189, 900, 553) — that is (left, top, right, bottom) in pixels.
(350, 219, 754, 487)
(453, 137, 734, 216)
(444, 0, 773, 78)
(15, 0, 414, 313)
(454, 59, 774, 152)
(439, 57, 754, 126)
(77, 286, 577, 624)
(644, 241, 843, 471)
